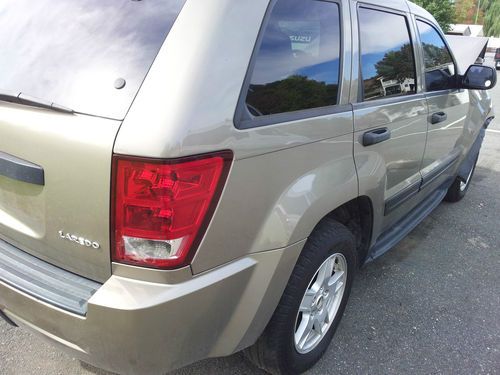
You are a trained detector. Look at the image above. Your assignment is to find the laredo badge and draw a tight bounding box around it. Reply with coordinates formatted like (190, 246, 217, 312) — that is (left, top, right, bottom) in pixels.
(58, 230, 100, 249)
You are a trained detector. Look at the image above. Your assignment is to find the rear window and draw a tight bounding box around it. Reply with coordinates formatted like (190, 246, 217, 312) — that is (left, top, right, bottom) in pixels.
(244, 0, 341, 118)
(0, 0, 186, 119)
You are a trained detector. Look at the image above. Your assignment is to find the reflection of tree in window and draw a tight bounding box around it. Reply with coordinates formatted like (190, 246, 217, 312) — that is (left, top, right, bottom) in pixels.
(421, 43, 455, 90)
(358, 8, 416, 101)
(416, 20, 456, 91)
(422, 43, 452, 69)
(375, 44, 414, 83)
(247, 76, 338, 116)
(244, 0, 341, 117)
(364, 43, 416, 100)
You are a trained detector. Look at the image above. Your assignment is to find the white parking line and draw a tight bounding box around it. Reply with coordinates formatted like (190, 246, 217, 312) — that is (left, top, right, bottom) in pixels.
(486, 129, 500, 134)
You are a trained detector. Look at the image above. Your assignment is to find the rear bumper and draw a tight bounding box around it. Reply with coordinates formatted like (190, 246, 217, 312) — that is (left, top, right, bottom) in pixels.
(0, 241, 303, 375)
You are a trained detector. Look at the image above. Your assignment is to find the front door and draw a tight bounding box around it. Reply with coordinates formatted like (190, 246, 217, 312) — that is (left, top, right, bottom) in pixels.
(416, 20, 468, 191)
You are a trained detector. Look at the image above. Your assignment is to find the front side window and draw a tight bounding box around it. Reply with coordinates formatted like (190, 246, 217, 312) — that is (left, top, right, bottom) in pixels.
(245, 0, 341, 117)
(358, 8, 416, 101)
(417, 21, 456, 92)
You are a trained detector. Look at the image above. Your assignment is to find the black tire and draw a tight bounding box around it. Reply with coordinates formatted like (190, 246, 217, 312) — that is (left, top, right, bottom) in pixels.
(245, 219, 357, 375)
(444, 155, 478, 203)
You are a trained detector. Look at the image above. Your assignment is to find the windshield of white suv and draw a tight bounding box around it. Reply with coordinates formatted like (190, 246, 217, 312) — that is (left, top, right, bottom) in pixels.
(0, 0, 186, 119)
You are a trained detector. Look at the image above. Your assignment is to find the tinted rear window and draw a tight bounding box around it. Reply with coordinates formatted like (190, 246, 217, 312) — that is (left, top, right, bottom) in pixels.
(245, 0, 341, 118)
(0, 0, 186, 119)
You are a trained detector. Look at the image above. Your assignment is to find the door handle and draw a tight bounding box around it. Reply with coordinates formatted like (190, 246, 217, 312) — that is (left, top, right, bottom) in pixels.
(362, 127, 391, 147)
(0, 151, 44, 185)
(431, 111, 448, 124)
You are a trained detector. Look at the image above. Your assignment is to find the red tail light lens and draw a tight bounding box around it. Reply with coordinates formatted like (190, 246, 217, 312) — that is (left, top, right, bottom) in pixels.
(112, 152, 232, 269)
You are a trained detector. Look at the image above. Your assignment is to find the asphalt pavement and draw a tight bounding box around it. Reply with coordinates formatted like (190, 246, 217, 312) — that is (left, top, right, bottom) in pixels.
(1, 62, 499, 375)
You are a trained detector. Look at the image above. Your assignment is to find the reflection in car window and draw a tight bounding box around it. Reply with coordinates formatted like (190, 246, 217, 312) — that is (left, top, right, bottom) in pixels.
(0, 0, 186, 120)
(245, 0, 341, 117)
(417, 21, 456, 92)
(358, 8, 416, 101)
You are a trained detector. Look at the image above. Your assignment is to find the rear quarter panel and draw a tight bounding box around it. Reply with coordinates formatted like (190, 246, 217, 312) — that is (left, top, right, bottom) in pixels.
(191, 130, 358, 273)
(114, 0, 359, 273)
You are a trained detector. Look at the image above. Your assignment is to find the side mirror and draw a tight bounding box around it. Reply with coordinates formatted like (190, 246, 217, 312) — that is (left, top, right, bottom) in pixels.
(461, 64, 497, 90)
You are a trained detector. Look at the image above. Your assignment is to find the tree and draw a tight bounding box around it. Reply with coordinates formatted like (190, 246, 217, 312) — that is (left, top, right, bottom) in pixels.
(413, 0, 456, 32)
(455, 0, 477, 24)
(481, 0, 500, 37)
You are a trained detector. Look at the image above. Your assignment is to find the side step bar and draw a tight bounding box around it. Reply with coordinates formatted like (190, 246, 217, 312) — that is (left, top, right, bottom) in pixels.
(0, 309, 17, 327)
(367, 179, 451, 263)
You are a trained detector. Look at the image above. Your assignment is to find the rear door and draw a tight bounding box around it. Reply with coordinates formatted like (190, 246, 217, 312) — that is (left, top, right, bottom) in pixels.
(415, 19, 468, 191)
(0, 0, 186, 282)
(352, 4, 428, 231)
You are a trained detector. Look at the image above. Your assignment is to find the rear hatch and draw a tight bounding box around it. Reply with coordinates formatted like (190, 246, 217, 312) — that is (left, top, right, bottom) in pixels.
(0, 0, 186, 282)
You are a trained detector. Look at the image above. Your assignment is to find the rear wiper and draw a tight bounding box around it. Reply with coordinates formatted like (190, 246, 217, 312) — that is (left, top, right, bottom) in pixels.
(0, 90, 74, 114)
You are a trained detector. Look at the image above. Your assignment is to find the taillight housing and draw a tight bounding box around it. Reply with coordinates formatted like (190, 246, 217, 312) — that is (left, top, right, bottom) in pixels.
(112, 151, 232, 269)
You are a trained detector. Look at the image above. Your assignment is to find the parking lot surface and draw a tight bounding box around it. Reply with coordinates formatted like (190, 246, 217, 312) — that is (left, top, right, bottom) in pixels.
(1, 63, 499, 375)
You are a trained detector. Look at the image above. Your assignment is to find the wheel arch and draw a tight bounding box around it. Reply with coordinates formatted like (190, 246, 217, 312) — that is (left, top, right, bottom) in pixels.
(315, 196, 374, 266)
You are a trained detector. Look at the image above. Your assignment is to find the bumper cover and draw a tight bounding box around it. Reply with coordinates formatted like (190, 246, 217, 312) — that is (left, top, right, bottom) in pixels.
(0, 238, 100, 316)
(0, 240, 303, 375)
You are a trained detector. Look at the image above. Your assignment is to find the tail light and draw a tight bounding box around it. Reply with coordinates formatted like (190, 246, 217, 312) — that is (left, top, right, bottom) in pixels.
(112, 151, 232, 269)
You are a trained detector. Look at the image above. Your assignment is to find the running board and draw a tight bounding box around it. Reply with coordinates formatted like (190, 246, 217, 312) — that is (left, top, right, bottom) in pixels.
(366, 180, 451, 263)
(0, 309, 17, 327)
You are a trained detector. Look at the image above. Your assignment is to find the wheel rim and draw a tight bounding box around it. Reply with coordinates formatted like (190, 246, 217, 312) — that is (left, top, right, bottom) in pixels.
(294, 253, 347, 354)
(460, 164, 475, 192)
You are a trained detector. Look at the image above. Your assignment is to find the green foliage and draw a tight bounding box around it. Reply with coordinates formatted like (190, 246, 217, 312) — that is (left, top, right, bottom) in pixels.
(455, 0, 476, 24)
(413, 0, 456, 32)
(452, 0, 499, 37)
(481, 0, 500, 37)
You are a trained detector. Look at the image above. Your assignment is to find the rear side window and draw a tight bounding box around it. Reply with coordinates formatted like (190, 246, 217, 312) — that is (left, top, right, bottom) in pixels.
(358, 8, 416, 101)
(245, 0, 341, 118)
(417, 21, 457, 92)
(0, 0, 186, 120)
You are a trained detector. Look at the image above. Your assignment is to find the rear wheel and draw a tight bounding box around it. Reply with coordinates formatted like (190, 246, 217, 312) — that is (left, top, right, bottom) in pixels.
(245, 219, 356, 374)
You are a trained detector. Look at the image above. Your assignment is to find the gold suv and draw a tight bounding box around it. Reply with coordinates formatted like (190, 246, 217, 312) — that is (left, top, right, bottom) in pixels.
(0, 0, 496, 374)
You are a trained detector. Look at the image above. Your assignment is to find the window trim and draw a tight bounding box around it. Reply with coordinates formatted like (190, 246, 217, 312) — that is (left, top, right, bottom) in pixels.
(356, 4, 419, 103)
(234, 0, 345, 130)
(414, 17, 461, 94)
(352, 93, 425, 111)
